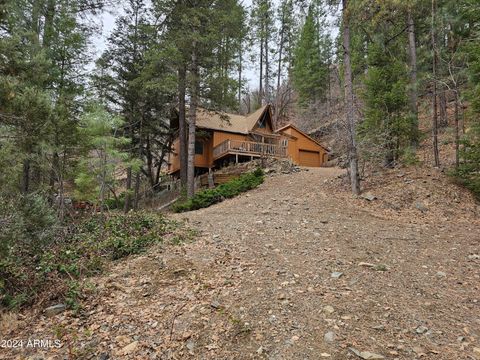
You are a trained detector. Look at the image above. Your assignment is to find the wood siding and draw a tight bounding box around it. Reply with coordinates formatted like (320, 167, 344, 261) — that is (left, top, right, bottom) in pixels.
(169, 131, 248, 174)
(280, 126, 328, 167)
(167, 119, 329, 174)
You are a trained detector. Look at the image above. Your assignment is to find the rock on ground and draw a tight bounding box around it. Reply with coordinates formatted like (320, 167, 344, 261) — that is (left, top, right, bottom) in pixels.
(1, 167, 479, 360)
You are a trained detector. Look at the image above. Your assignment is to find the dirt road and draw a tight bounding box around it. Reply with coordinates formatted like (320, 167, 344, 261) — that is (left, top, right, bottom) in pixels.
(2, 168, 479, 359)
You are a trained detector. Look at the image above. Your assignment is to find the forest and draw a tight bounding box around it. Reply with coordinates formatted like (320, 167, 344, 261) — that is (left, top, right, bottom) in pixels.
(1, 0, 480, 357)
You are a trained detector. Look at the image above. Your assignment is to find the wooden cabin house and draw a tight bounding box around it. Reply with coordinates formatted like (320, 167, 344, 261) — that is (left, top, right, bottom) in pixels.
(167, 104, 328, 175)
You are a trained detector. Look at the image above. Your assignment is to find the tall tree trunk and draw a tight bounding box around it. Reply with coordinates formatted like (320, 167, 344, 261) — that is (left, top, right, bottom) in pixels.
(327, 62, 332, 116)
(21, 158, 30, 194)
(342, 0, 360, 195)
(431, 0, 440, 167)
(49, 149, 59, 192)
(407, 9, 418, 146)
(439, 90, 448, 127)
(275, 5, 286, 127)
(238, 43, 243, 113)
(100, 147, 107, 223)
(259, 33, 264, 105)
(124, 166, 132, 213)
(43, 0, 56, 48)
(133, 171, 141, 210)
(187, 44, 198, 198)
(58, 159, 65, 222)
(134, 114, 144, 210)
(145, 134, 154, 188)
(31, 0, 41, 43)
(178, 65, 188, 187)
(123, 117, 133, 212)
(264, 28, 270, 104)
(454, 90, 460, 168)
(154, 140, 170, 188)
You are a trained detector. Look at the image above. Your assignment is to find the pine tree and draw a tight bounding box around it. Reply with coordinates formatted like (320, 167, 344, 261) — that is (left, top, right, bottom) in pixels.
(0, 0, 93, 203)
(291, 4, 329, 107)
(359, 42, 411, 166)
(251, 0, 275, 104)
(202, 0, 246, 111)
(274, 0, 295, 123)
(75, 105, 137, 218)
(342, 0, 360, 195)
(453, 0, 480, 197)
(95, 0, 176, 209)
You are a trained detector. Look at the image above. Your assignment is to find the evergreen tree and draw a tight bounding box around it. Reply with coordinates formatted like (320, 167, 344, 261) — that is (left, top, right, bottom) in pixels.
(274, 0, 296, 123)
(342, 0, 360, 195)
(202, 0, 246, 111)
(0, 0, 93, 203)
(75, 105, 136, 217)
(251, 0, 275, 104)
(95, 0, 176, 209)
(359, 42, 411, 167)
(292, 5, 329, 107)
(454, 0, 480, 197)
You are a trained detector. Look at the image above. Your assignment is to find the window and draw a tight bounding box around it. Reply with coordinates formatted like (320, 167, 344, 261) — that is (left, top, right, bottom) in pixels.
(258, 117, 266, 128)
(195, 140, 203, 155)
(281, 139, 288, 147)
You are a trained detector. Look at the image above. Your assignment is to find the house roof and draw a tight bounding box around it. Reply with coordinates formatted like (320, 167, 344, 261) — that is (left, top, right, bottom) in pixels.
(276, 123, 330, 152)
(183, 106, 329, 152)
(196, 105, 269, 134)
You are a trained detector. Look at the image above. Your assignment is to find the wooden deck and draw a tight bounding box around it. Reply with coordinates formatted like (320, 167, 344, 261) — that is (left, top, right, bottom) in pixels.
(213, 139, 288, 160)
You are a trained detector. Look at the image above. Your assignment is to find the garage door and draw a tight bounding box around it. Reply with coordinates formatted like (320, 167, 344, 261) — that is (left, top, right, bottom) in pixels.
(298, 150, 320, 167)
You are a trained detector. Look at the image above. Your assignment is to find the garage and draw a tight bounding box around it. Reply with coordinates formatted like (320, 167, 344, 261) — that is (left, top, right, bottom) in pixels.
(276, 124, 329, 167)
(298, 149, 321, 167)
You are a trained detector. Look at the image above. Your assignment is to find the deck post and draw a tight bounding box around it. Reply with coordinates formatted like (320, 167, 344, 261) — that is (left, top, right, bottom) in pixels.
(236, 154, 239, 164)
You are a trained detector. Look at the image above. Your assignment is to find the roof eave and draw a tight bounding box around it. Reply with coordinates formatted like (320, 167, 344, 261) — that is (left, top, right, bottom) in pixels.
(276, 123, 330, 152)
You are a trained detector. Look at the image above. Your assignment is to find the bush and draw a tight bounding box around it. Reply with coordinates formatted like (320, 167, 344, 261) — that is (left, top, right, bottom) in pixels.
(172, 168, 264, 212)
(0, 193, 59, 309)
(452, 126, 480, 199)
(103, 192, 127, 210)
(0, 211, 174, 310)
(453, 165, 480, 201)
(401, 146, 421, 166)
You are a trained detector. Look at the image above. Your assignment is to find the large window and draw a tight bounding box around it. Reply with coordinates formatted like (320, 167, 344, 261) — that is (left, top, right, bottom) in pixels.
(258, 116, 266, 128)
(195, 140, 204, 155)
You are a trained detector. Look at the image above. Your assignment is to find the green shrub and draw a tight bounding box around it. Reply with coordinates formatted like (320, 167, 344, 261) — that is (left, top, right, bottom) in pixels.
(401, 146, 421, 166)
(452, 126, 480, 199)
(0, 211, 177, 310)
(103, 192, 127, 210)
(172, 168, 264, 213)
(0, 193, 58, 309)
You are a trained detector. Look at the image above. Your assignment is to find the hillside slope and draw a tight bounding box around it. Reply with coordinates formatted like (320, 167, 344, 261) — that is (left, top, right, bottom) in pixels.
(2, 168, 479, 360)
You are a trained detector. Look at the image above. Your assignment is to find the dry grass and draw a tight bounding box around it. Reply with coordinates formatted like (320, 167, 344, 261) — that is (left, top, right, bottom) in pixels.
(0, 312, 22, 334)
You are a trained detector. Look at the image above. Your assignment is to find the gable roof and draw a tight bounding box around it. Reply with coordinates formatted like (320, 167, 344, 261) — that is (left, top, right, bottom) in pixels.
(276, 123, 330, 152)
(195, 105, 270, 135)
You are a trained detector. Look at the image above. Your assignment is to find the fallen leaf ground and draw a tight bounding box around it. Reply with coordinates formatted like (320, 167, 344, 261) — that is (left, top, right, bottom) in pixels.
(1, 167, 479, 360)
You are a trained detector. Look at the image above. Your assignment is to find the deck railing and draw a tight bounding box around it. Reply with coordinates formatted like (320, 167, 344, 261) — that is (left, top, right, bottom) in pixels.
(213, 139, 287, 160)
